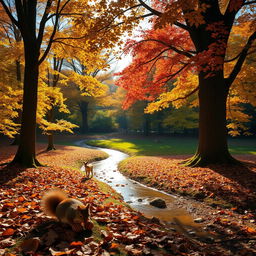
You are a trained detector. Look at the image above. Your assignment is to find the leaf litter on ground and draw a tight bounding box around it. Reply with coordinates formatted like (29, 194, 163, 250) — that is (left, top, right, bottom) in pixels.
(0, 141, 255, 255)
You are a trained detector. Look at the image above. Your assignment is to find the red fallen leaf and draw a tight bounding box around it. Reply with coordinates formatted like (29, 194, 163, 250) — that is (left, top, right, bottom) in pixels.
(101, 230, 113, 242)
(97, 211, 107, 216)
(95, 205, 105, 212)
(70, 241, 83, 247)
(2, 228, 15, 236)
(133, 229, 145, 235)
(110, 243, 119, 249)
(16, 207, 27, 213)
(31, 193, 38, 198)
(2, 203, 15, 211)
(49, 248, 75, 255)
(18, 196, 25, 202)
(209, 192, 214, 198)
(21, 215, 31, 219)
(20, 237, 40, 254)
(245, 227, 256, 234)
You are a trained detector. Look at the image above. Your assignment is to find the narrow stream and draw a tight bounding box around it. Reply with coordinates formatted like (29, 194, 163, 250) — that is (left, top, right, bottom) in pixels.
(76, 140, 208, 237)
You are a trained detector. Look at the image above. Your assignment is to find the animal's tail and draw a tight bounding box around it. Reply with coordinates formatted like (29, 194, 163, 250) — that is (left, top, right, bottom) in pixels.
(41, 189, 68, 217)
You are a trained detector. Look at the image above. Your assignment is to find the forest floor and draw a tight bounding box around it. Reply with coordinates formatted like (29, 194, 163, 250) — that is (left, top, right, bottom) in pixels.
(0, 136, 256, 255)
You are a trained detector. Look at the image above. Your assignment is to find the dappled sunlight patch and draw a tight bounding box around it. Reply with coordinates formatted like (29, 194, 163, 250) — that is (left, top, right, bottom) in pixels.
(87, 139, 140, 155)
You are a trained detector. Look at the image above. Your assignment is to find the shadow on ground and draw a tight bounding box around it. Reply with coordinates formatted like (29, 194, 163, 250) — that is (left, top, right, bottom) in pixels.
(204, 160, 256, 210)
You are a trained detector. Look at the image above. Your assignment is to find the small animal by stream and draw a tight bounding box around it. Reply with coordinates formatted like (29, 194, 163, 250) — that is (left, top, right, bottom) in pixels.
(83, 161, 94, 178)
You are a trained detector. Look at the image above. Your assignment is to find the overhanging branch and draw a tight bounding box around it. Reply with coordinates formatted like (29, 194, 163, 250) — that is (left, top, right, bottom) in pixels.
(227, 30, 256, 87)
(169, 86, 199, 103)
(0, 0, 19, 27)
(129, 38, 193, 58)
(138, 0, 162, 16)
(243, 0, 256, 6)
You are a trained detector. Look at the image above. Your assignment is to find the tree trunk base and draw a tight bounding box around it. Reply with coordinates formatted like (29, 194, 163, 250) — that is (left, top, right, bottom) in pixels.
(46, 146, 56, 151)
(183, 153, 241, 167)
(10, 155, 43, 168)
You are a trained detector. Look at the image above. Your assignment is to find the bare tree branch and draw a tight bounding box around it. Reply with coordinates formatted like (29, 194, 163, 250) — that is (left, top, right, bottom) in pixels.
(154, 62, 190, 85)
(141, 48, 171, 66)
(224, 52, 242, 62)
(39, 0, 71, 65)
(0, 0, 19, 27)
(243, 0, 256, 6)
(128, 38, 193, 58)
(167, 86, 199, 103)
(138, 0, 162, 16)
(37, 0, 53, 45)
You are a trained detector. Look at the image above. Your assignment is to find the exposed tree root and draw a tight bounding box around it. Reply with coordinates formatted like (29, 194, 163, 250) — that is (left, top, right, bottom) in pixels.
(183, 153, 242, 167)
(10, 156, 44, 168)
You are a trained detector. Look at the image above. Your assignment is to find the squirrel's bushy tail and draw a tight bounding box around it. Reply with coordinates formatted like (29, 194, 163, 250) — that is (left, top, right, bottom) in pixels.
(41, 189, 68, 217)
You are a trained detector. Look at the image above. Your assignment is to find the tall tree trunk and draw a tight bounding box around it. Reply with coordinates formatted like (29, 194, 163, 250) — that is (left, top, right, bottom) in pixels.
(79, 101, 89, 134)
(183, 1, 238, 166)
(11, 60, 22, 146)
(185, 71, 237, 166)
(46, 108, 55, 151)
(11, 46, 41, 167)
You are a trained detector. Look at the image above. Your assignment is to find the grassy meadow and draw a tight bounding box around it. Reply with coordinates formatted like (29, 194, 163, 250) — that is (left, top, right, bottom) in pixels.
(86, 136, 256, 156)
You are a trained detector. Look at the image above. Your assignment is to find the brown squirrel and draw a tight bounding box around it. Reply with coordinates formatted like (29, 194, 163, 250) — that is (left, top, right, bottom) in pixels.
(41, 189, 92, 232)
(84, 162, 93, 178)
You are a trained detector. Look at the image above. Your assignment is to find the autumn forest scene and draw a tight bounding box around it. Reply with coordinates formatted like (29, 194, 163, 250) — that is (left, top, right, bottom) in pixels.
(0, 0, 256, 255)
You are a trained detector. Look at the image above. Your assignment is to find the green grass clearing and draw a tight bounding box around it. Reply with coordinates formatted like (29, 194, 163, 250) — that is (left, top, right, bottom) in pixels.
(87, 137, 256, 156)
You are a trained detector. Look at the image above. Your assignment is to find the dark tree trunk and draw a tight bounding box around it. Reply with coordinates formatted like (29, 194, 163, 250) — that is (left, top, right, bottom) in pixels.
(11, 61, 22, 146)
(11, 45, 41, 167)
(46, 108, 56, 151)
(185, 71, 237, 166)
(183, 1, 239, 166)
(79, 101, 89, 134)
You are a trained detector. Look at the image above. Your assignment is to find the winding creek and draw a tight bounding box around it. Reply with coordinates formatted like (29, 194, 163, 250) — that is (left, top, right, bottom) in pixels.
(76, 140, 209, 237)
